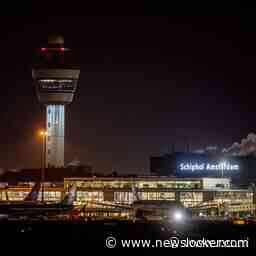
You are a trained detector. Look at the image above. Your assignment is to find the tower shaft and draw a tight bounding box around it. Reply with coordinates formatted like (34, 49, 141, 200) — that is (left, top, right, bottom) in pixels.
(46, 105, 65, 167)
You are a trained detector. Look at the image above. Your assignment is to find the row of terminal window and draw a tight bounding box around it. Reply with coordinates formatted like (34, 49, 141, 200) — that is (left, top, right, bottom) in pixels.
(40, 82, 74, 89)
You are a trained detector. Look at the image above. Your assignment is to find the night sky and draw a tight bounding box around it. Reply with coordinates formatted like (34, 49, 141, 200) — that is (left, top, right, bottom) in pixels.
(0, 7, 256, 174)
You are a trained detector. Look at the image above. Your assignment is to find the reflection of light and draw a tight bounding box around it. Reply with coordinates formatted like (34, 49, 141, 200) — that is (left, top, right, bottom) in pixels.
(41, 47, 47, 52)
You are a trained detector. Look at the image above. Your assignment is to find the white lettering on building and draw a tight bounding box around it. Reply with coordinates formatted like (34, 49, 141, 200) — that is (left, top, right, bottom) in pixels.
(179, 161, 239, 172)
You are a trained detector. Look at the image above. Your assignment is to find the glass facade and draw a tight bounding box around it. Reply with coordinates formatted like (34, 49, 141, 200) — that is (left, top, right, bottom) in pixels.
(0, 177, 253, 217)
(37, 191, 61, 201)
(114, 192, 134, 203)
(180, 192, 203, 207)
(64, 177, 253, 211)
(76, 191, 103, 203)
(0, 191, 8, 201)
(0, 186, 62, 202)
(38, 79, 76, 93)
(214, 191, 253, 204)
(72, 179, 201, 190)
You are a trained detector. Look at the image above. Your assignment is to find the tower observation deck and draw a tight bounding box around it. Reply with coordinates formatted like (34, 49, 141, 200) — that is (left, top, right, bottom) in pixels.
(32, 35, 80, 167)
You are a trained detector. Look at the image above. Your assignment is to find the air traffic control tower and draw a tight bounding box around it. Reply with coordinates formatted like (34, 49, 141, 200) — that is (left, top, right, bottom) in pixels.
(32, 35, 80, 167)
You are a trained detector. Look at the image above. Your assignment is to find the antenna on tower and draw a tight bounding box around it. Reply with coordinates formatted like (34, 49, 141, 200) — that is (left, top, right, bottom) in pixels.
(186, 137, 190, 153)
(172, 142, 175, 153)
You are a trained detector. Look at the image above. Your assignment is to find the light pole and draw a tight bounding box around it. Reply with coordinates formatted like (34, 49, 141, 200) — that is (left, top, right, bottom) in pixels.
(40, 130, 47, 202)
(252, 183, 256, 217)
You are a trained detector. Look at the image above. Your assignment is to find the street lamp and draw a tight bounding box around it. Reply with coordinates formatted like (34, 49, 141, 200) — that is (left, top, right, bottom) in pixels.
(40, 130, 47, 202)
(251, 183, 256, 217)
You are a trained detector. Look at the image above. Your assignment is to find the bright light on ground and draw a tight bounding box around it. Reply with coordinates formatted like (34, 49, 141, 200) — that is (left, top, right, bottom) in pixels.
(173, 211, 183, 221)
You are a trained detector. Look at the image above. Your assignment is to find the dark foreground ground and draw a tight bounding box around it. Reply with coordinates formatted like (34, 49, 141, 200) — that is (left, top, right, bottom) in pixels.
(0, 219, 255, 248)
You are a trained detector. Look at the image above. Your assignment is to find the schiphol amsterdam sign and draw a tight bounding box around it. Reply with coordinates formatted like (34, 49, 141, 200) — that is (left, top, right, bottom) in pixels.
(179, 161, 240, 173)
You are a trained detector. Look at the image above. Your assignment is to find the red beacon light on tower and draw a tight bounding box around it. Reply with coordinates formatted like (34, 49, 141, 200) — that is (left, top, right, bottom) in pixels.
(40, 47, 47, 52)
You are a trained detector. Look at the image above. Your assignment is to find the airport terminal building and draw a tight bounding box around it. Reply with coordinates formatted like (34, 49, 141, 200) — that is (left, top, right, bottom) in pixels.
(0, 152, 256, 218)
(63, 176, 254, 212)
(0, 169, 255, 217)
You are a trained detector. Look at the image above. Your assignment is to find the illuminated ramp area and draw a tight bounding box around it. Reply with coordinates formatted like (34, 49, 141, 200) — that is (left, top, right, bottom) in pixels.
(32, 34, 80, 167)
